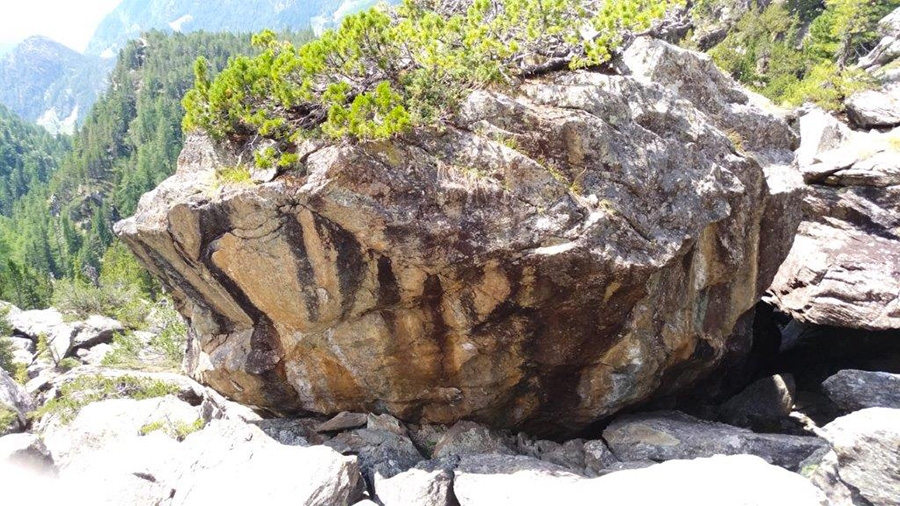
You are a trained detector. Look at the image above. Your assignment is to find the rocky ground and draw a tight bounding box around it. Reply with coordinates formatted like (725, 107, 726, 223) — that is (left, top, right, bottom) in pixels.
(3, 6, 900, 506)
(0, 303, 898, 505)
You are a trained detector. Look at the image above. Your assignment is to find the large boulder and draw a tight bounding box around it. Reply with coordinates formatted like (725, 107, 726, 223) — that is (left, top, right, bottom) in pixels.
(116, 37, 801, 434)
(768, 116, 900, 331)
(603, 411, 828, 471)
(823, 408, 900, 506)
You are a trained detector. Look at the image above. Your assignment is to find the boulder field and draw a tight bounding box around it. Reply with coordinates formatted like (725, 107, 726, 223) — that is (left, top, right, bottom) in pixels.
(116, 37, 803, 435)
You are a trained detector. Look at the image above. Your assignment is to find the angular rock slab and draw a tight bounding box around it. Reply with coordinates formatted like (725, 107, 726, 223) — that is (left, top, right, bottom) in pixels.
(117, 38, 800, 435)
(823, 408, 900, 506)
(603, 411, 828, 470)
(768, 119, 900, 331)
(846, 85, 900, 128)
(452, 454, 827, 506)
(168, 420, 364, 506)
(0, 368, 34, 435)
(822, 369, 900, 412)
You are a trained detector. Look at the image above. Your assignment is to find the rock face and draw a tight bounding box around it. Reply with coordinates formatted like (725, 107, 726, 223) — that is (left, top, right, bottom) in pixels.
(823, 408, 900, 506)
(116, 37, 801, 434)
(767, 110, 900, 330)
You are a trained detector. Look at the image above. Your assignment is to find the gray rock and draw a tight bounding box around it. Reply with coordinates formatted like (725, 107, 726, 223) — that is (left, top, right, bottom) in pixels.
(0, 432, 55, 475)
(8, 308, 75, 362)
(516, 435, 586, 474)
(603, 411, 829, 471)
(583, 439, 619, 476)
(376, 457, 457, 506)
(76, 343, 113, 365)
(822, 369, 900, 412)
(8, 336, 35, 355)
(251, 417, 324, 446)
(42, 396, 203, 469)
(795, 106, 848, 167)
(768, 121, 900, 331)
(71, 315, 124, 350)
(823, 408, 900, 506)
(316, 411, 368, 433)
(846, 85, 900, 128)
(805, 449, 856, 506)
(0, 368, 33, 435)
(167, 420, 364, 506)
(719, 374, 796, 430)
(325, 427, 424, 487)
(367, 413, 408, 436)
(433, 421, 516, 458)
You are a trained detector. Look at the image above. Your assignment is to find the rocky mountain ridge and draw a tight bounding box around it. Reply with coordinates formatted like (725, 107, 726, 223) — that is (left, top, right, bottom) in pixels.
(0, 36, 109, 135)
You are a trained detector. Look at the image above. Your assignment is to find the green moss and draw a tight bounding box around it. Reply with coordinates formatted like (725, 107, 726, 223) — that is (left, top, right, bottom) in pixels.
(34, 374, 181, 425)
(140, 417, 205, 441)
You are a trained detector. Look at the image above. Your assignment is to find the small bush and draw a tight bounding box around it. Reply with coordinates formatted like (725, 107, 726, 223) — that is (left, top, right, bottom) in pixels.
(52, 278, 146, 328)
(56, 357, 81, 372)
(216, 165, 253, 185)
(0, 336, 14, 376)
(34, 374, 181, 425)
(0, 407, 17, 430)
(140, 418, 205, 440)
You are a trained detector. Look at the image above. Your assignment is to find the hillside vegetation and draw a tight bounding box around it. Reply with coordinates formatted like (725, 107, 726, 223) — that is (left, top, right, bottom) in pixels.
(706, 0, 900, 110)
(0, 31, 310, 309)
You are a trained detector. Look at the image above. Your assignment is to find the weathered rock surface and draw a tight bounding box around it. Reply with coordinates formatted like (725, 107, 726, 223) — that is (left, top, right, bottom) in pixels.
(452, 454, 827, 505)
(0, 368, 33, 435)
(822, 369, 900, 412)
(35, 395, 363, 505)
(768, 112, 900, 330)
(846, 85, 900, 128)
(603, 410, 828, 470)
(433, 420, 516, 458)
(718, 373, 795, 430)
(324, 427, 424, 488)
(168, 420, 363, 506)
(823, 408, 900, 506)
(376, 457, 458, 506)
(117, 37, 800, 434)
(0, 433, 55, 475)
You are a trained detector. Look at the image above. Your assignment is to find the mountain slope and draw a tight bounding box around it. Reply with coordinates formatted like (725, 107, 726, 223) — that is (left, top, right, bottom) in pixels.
(85, 0, 389, 57)
(0, 37, 111, 134)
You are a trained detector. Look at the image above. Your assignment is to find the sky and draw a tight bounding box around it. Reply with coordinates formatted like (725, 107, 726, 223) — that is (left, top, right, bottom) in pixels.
(0, 0, 122, 53)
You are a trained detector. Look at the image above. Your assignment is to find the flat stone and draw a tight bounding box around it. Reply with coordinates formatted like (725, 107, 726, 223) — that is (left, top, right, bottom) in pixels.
(315, 411, 368, 433)
(603, 411, 829, 471)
